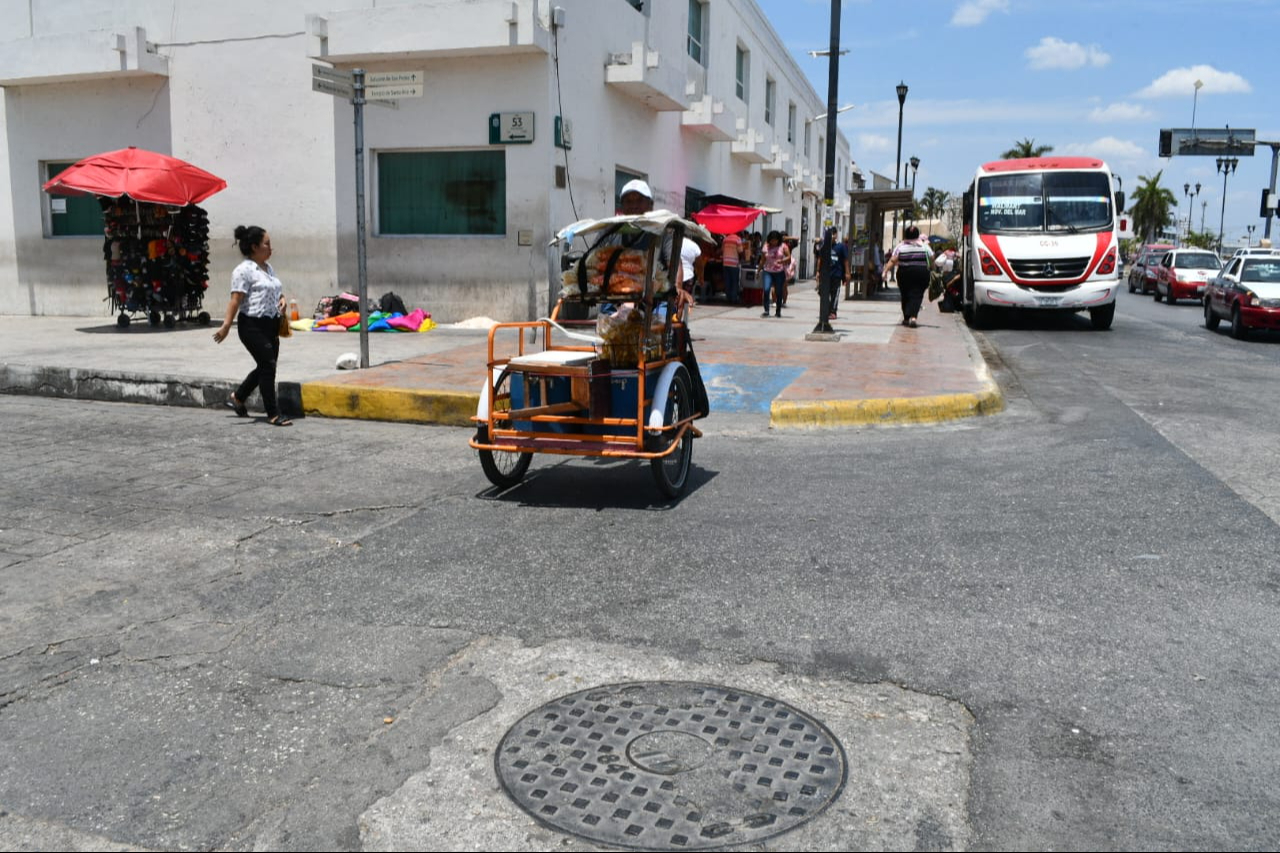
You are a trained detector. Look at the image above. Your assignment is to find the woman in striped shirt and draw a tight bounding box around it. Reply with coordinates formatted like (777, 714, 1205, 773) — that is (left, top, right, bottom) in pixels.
(882, 225, 934, 328)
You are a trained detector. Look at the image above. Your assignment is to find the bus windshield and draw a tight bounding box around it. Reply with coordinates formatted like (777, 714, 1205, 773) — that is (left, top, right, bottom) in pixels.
(977, 171, 1113, 234)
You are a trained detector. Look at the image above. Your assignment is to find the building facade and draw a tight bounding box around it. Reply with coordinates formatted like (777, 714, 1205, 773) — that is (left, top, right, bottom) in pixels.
(0, 0, 852, 321)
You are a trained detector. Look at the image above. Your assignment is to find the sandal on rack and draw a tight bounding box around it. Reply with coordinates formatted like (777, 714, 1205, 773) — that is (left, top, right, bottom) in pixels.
(225, 395, 248, 417)
(266, 415, 293, 427)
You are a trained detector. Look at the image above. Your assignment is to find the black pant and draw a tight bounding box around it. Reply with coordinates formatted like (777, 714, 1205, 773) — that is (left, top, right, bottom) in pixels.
(235, 314, 281, 418)
(898, 266, 929, 321)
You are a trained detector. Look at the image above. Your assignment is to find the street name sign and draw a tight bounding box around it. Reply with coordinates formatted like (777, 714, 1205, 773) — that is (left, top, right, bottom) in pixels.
(312, 77, 354, 99)
(367, 70, 423, 87)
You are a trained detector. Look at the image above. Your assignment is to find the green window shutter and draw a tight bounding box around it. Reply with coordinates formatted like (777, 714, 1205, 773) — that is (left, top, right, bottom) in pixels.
(377, 150, 506, 236)
(46, 162, 105, 237)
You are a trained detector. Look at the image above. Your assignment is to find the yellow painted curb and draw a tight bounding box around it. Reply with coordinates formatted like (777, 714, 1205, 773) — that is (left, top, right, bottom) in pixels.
(770, 385, 1004, 429)
(301, 382, 478, 427)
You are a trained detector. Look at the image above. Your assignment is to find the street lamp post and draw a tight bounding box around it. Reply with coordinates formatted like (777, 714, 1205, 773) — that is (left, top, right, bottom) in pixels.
(891, 81, 908, 245)
(1216, 156, 1238, 252)
(1247, 224, 1256, 247)
(1201, 199, 1208, 234)
(1190, 182, 1201, 239)
(814, 0, 842, 335)
(908, 156, 920, 222)
(1184, 183, 1191, 242)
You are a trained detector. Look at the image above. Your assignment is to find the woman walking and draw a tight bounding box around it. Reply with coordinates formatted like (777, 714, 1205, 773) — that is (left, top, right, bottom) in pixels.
(213, 225, 292, 426)
(882, 225, 933, 327)
(760, 231, 790, 318)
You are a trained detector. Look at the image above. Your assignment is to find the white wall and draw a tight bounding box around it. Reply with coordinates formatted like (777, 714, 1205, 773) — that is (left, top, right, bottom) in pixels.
(0, 0, 847, 318)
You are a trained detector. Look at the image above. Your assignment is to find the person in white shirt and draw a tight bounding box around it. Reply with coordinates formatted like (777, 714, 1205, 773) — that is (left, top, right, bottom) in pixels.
(213, 225, 291, 425)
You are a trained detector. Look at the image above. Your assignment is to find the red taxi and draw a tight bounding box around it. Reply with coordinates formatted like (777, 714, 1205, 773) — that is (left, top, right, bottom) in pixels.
(1127, 244, 1173, 294)
(1154, 249, 1222, 304)
(1204, 255, 1280, 339)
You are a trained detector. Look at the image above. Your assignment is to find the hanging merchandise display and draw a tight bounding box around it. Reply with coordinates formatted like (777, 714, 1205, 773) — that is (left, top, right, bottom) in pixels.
(102, 198, 212, 329)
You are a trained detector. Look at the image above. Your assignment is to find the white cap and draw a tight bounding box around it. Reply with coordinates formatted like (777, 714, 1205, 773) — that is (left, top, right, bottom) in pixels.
(620, 178, 653, 200)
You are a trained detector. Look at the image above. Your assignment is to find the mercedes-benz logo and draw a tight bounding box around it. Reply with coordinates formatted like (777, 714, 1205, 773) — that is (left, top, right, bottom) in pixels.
(1042, 263, 1057, 276)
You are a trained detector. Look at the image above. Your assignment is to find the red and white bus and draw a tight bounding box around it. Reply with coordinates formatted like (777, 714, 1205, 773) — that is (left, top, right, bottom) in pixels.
(961, 157, 1124, 330)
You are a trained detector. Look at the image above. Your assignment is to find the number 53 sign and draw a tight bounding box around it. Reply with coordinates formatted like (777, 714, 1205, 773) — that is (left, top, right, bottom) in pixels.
(489, 112, 535, 144)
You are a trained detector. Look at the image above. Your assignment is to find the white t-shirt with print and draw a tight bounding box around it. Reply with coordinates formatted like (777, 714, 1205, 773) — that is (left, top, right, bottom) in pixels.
(231, 259, 283, 318)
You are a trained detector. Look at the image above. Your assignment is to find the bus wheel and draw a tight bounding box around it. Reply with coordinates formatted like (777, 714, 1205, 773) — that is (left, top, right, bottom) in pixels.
(1090, 303, 1115, 331)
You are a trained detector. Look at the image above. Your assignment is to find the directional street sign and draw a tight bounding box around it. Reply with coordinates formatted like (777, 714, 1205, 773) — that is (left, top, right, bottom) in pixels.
(312, 76, 354, 99)
(312, 64, 353, 84)
(367, 70, 423, 87)
(365, 84, 422, 100)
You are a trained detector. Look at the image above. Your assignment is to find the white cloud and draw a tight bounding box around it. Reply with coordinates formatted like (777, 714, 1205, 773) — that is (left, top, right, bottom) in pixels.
(951, 0, 1008, 26)
(857, 133, 893, 152)
(1026, 37, 1110, 70)
(1062, 137, 1147, 162)
(1088, 102, 1155, 123)
(1137, 65, 1251, 98)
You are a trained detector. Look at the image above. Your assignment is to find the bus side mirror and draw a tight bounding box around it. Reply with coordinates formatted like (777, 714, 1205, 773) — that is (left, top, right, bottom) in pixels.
(1115, 191, 1125, 212)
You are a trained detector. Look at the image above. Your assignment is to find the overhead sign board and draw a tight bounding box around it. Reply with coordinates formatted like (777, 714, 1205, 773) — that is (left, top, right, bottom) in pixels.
(1159, 127, 1256, 157)
(367, 70, 423, 87)
(490, 112, 534, 144)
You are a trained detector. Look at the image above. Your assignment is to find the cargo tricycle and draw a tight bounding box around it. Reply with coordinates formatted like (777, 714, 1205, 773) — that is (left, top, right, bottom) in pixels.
(469, 212, 713, 498)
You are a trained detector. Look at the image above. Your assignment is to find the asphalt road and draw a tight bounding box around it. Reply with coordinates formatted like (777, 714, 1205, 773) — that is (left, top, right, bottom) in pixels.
(1, 288, 1277, 851)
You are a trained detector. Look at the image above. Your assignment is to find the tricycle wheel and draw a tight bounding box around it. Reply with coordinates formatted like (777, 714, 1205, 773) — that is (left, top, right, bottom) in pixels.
(117, 313, 130, 329)
(649, 368, 693, 499)
(197, 311, 211, 326)
(148, 311, 160, 327)
(163, 313, 176, 329)
(477, 425, 532, 489)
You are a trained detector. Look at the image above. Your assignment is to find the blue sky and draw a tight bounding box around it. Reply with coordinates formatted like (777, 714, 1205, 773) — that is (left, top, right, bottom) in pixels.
(755, 0, 1280, 243)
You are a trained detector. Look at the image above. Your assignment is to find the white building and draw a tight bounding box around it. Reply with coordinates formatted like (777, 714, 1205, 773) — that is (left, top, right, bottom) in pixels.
(0, 0, 852, 321)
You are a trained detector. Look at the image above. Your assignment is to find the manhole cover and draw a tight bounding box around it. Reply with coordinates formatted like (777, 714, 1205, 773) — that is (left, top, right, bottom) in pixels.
(495, 681, 847, 850)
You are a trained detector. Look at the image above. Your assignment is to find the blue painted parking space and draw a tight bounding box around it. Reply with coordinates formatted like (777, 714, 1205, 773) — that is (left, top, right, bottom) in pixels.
(698, 363, 806, 414)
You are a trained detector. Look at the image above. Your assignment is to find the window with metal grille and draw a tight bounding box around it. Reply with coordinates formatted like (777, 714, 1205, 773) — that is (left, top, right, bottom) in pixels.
(377, 150, 506, 235)
(765, 78, 776, 126)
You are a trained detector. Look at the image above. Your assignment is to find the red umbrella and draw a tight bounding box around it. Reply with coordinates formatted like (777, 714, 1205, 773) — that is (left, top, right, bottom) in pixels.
(692, 203, 766, 236)
(42, 146, 227, 205)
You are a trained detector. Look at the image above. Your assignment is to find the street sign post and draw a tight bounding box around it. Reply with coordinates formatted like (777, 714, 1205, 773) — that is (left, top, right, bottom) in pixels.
(312, 65, 425, 367)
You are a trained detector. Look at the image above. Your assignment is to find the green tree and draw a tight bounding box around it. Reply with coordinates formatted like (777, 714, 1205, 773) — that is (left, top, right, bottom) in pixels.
(1182, 229, 1217, 250)
(1129, 171, 1177, 244)
(920, 187, 951, 226)
(1001, 138, 1054, 159)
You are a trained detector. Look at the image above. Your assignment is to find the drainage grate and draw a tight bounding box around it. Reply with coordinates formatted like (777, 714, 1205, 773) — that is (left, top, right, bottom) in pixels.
(494, 682, 847, 850)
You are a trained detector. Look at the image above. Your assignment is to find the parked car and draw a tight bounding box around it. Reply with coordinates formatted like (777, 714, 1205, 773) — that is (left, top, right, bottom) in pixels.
(1153, 249, 1222, 304)
(1203, 255, 1280, 339)
(1127, 244, 1174, 294)
(1229, 246, 1280, 261)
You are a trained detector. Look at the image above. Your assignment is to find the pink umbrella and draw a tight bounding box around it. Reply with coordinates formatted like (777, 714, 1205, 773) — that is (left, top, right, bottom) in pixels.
(692, 203, 766, 236)
(42, 146, 227, 205)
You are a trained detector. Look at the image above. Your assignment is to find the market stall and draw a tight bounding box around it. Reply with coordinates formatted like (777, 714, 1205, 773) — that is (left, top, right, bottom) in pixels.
(43, 147, 227, 329)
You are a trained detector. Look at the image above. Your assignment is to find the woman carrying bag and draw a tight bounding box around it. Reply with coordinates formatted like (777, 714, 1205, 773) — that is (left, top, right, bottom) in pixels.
(212, 225, 292, 426)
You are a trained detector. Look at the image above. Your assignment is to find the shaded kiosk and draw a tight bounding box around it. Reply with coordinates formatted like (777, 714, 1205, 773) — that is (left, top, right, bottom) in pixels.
(846, 187, 914, 299)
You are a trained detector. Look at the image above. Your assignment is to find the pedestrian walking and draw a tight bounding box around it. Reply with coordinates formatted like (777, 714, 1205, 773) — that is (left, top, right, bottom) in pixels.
(721, 230, 743, 304)
(814, 226, 849, 334)
(213, 225, 292, 426)
(760, 231, 790, 318)
(882, 225, 933, 328)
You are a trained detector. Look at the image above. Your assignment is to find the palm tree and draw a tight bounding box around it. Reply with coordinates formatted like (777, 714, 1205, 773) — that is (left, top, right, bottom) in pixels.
(1001, 138, 1054, 159)
(920, 187, 951, 227)
(1129, 171, 1177, 244)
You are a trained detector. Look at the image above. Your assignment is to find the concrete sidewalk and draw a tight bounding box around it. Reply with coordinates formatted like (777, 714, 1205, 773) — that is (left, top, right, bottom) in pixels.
(0, 282, 1001, 429)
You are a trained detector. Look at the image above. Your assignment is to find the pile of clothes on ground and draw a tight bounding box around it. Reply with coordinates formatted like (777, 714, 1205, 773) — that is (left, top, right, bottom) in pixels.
(290, 291, 436, 333)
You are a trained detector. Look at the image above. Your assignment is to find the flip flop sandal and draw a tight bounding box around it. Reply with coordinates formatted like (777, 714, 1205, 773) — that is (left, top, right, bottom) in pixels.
(267, 415, 293, 427)
(225, 395, 248, 417)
